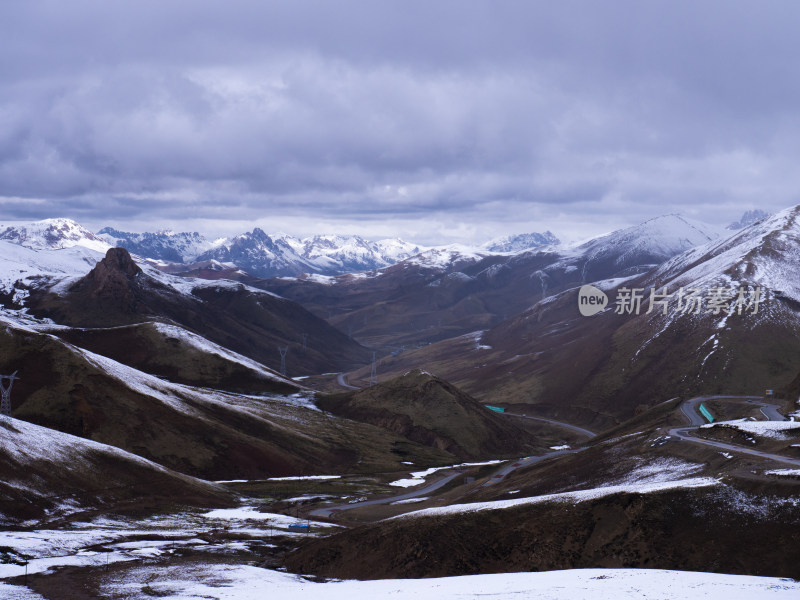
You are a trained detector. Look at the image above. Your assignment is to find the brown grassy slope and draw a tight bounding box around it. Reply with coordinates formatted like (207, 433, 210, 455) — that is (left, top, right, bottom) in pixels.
(287, 399, 800, 580)
(317, 370, 542, 460)
(285, 482, 800, 580)
(54, 322, 297, 395)
(0, 418, 234, 525)
(0, 326, 453, 480)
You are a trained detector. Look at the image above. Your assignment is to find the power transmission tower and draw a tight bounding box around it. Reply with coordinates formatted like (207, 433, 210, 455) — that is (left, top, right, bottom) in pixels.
(301, 333, 308, 352)
(369, 352, 378, 386)
(0, 371, 19, 417)
(278, 347, 288, 377)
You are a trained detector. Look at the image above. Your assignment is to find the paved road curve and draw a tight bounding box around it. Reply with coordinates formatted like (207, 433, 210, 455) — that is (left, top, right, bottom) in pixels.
(336, 372, 359, 390)
(671, 395, 800, 467)
(479, 446, 587, 487)
(309, 472, 463, 519)
(505, 412, 596, 439)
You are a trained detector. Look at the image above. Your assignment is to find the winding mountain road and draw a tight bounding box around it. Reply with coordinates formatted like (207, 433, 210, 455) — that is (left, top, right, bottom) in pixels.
(309, 472, 463, 519)
(479, 446, 587, 487)
(336, 372, 359, 390)
(308, 415, 596, 517)
(505, 412, 596, 439)
(671, 395, 800, 467)
(307, 395, 799, 520)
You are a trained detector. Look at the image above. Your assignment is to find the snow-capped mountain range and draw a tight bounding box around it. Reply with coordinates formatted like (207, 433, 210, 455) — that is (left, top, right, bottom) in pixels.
(0, 219, 561, 279)
(0, 211, 758, 282)
(190, 229, 430, 277)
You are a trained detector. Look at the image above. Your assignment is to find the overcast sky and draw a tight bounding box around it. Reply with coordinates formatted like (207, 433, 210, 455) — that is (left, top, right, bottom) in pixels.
(2, 1, 800, 244)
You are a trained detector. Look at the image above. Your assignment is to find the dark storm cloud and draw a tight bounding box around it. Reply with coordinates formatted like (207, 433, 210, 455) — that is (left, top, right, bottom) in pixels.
(2, 1, 800, 241)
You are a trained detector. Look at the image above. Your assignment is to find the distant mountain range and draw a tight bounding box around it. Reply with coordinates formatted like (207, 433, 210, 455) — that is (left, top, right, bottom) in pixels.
(0, 214, 758, 282)
(263, 213, 722, 350)
(0, 218, 564, 279)
(96, 226, 560, 278)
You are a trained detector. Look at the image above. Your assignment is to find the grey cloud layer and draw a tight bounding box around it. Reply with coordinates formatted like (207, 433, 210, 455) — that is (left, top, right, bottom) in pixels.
(2, 1, 800, 240)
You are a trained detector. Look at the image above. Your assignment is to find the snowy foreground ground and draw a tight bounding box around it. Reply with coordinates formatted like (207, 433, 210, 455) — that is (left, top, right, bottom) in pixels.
(2, 566, 799, 600)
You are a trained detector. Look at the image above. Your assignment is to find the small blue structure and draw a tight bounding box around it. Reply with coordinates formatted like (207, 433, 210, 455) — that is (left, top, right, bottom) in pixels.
(485, 405, 505, 413)
(288, 523, 310, 533)
(699, 403, 715, 423)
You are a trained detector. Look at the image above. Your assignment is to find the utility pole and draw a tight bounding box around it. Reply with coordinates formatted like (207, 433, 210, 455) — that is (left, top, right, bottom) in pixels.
(278, 347, 288, 377)
(369, 352, 378, 386)
(0, 371, 19, 417)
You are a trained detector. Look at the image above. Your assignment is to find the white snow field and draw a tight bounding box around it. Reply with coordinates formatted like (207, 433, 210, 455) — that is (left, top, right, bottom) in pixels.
(100, 566, 800, 600)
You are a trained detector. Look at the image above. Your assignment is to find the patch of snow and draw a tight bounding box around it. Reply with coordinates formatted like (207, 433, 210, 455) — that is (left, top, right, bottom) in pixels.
(0, 583, 47, 599)
(611, 458, 704, 486)
(461, 330, 492, 350)
(702, 419, 800, 440)
(398, 477, 719, 519)
(389, 461, 504, 487)
(765, 469, 800, 477)
(388, 478, 425, 488)
(266, 475, 341, 481)
(304, 273, 337, 285)
(284, 495, 334, 503)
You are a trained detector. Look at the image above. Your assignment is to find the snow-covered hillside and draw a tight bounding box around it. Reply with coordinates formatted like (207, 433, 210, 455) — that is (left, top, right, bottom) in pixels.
(651, 205, 800, 305)
(0, 237, 264, 309)
(0, 239, 104, 304)
(567, 214, 719, 269)
(0, 218, 109, 253)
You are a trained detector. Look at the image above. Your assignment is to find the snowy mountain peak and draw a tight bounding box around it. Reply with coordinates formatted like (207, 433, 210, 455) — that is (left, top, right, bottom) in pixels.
(484, 231, 560, 253)
(726, 209, 770, 231)
(653, 204, 800, 302)
(0, 218, 110, 253)
(577, 214, 720, 262)
(404, 244, 490, 269)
